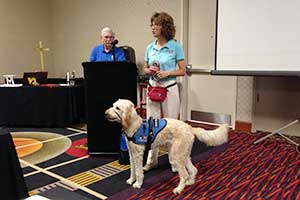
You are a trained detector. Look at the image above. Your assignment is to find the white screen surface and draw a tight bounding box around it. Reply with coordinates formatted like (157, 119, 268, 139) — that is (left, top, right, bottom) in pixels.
(215, 0, 300, 75)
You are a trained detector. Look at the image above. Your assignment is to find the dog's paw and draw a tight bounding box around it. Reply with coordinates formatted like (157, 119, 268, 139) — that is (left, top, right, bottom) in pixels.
(143, 163, 158, 172)
(126, 178, 135, 185)
(143, 164, 151, 171)
(132, 182, 142, 189)
(173, 186, 184, 194)
(185, 177, 195, 186)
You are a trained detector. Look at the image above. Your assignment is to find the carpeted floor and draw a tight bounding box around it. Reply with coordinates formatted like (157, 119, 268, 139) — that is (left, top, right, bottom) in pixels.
(110, 130, 300, 200)
(11, 125, 212, 199)
(11, 124, 300, 199)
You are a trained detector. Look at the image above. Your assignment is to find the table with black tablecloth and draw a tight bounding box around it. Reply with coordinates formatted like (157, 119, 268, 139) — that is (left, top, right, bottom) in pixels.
(0, 128, 29, 199)
(0, 84, 85, 127)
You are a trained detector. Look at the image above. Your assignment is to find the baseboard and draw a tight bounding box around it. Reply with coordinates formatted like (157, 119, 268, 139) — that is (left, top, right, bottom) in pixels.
(235, 121, 252, 132)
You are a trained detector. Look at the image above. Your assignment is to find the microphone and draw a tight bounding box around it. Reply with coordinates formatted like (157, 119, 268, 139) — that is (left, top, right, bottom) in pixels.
(111, 40, 118, 62)
(111, 40, 119, 46)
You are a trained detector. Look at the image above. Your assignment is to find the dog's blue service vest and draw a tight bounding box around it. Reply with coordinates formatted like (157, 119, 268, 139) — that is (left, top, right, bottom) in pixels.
(125, 118, 167, 145)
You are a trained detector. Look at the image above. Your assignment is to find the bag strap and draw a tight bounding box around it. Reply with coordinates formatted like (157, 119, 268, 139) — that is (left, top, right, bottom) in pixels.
(148, 82, 177, 89)
(165, 82, 177, 89)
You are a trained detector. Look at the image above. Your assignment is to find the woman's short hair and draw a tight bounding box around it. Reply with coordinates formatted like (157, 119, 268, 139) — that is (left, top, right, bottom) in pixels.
(151, 12, 176, 41)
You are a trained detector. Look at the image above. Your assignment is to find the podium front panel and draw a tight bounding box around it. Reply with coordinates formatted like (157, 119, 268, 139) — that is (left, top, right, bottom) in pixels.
(82, 62, 137, 154)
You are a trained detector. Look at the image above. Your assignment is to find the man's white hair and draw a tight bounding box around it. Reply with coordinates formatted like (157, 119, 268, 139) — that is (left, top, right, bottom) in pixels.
(101, 27, 115, 36)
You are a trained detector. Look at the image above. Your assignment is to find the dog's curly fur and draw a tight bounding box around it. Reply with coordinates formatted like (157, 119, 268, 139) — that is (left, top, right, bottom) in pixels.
(105, 99, 228, 194)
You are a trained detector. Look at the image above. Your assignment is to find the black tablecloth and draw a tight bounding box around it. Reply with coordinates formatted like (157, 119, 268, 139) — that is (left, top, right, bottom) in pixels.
(0, 85, 85, 127)
(0, 128, 28, 199)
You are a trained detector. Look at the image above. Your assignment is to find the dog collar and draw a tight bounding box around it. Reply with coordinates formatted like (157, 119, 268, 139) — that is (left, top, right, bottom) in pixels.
(126, 118, 167, 145)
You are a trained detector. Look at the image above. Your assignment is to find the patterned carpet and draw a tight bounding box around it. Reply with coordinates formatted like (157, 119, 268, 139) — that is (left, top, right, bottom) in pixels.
(11, 124, 300, 200)
(110, 130, 300, 200)
(11, 125, 210, 199)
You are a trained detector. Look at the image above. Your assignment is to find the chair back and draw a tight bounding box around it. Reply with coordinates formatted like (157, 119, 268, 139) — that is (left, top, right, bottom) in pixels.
(120, 45, 136, 63)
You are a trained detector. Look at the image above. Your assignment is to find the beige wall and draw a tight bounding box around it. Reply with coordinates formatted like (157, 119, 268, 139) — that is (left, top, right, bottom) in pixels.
(185, 0, 238, 126)
(0, 0, 182, 79)
(0, 0, 52, 80)
(253, 77, 300, 136)
(51, 0, 182, 77)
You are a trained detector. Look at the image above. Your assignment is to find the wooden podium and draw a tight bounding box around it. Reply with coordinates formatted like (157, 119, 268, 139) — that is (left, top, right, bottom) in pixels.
(82, 62, 137, 154)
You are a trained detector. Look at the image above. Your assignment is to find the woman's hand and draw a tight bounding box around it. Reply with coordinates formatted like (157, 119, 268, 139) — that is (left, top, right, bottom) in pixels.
(149, 65, 159, 73)
(145, 65, 159, 75)
(145, 67, 155, 75)
(154, 71, 170, 80)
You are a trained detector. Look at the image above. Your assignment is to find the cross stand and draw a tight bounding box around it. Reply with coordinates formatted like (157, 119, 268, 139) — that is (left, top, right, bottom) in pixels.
(35, 41, 50, 71)
(254, 119, 300, 153)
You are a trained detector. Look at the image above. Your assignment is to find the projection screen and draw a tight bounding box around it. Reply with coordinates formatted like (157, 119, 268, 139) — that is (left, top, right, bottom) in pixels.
(212, 0, 300, 76)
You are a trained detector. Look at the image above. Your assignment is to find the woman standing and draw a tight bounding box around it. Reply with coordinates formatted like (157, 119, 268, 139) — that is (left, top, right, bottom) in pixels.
(144, 12, 186, 119)
(143, 12, 186, 171)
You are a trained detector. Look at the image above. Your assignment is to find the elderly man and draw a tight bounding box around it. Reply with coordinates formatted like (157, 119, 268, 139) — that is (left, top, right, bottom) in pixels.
(89, 27, 126, 62)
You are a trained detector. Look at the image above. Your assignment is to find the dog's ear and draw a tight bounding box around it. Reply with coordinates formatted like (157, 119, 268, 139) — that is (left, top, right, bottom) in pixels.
(121, 102, 133, 129)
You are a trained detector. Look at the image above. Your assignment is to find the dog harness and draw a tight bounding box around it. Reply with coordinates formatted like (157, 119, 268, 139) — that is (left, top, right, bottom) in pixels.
(126, 118, 167, 145)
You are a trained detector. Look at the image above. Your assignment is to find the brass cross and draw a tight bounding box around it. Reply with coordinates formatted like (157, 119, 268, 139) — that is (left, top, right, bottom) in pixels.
(35, 41, 50, 71)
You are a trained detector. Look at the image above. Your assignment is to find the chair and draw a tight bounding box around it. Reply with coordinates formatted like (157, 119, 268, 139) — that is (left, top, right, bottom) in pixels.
(120, 45, 136, 63)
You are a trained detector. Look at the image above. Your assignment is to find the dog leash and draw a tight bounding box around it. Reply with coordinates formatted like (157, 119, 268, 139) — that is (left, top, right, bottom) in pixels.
(145, 116, 154, 152)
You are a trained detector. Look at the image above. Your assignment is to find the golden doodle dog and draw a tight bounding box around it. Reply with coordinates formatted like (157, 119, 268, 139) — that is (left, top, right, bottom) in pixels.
(105, 99, 228, 194)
